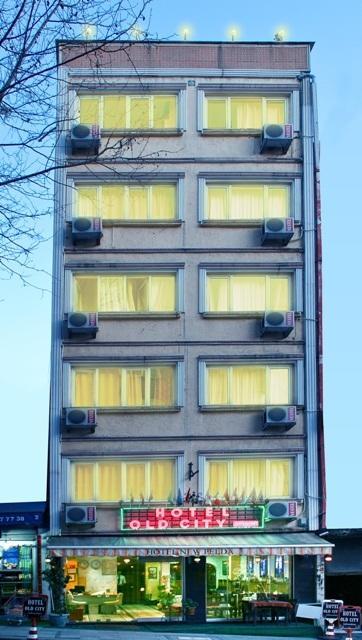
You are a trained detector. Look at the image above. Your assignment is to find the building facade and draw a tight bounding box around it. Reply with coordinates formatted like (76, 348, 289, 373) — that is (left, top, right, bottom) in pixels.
(47, 40, 332, 623)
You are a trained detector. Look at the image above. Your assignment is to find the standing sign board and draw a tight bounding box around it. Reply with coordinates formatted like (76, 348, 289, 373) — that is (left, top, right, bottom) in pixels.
(322, 599, 343, 620)
(23, 595, 48, 618)
(339, 606, 361, 630)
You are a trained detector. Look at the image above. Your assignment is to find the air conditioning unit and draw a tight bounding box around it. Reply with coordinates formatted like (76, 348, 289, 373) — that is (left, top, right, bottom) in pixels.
(262, 311, 295, 337)
(70, 124, 100, 154)
(261, 218, 294, 246)
(263, 405, 296, 430)
(266, 500, 299, 520)
(66, 312, 98, 339)
(65, 505, 97, 526)
(71, 217, 103, 246)
(63, 408, 97, 433)
(260, 124, 293, 153)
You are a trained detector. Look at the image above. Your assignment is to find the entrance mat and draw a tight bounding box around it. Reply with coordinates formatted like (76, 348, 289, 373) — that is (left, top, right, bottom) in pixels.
(121, 604, 167, 621)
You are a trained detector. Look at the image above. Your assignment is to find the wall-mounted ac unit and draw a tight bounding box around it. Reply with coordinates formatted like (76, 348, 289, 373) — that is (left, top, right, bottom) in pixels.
(261, 218, 294, 246)
(71, 217, 103, 246)
(262, 311, 295, 337)
(65, 505, 97, 526)
(260, 124, 293, 153)
(70, 124, 100, 154)
(263, 405, 296, 430)
(266, 500, 299, 521)
(63, 408, 97, 433)
(66, 312, 98, 339)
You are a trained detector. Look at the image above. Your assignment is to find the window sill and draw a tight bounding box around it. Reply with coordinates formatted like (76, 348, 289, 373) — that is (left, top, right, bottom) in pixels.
(101, 219, 183, 227)
(200, 312, 295, 319)
(101, 128, 184, 137)
(91, 312, 181, 320)
(200, 128, 261, 136)
(198, 405, 294, 412)
(199, 219, 294, 227)
(94, 406, 182, 413)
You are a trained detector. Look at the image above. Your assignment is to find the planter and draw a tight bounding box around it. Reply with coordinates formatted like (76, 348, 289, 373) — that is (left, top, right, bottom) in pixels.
(48, 613, 69, 627)
(186, 606, 196, 615)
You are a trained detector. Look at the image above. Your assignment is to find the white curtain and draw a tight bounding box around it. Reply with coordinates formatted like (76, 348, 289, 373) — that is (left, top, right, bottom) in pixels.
(230, 186, 263, 220)
(149, 275, 175, 312)
(230, 276, 265, 312)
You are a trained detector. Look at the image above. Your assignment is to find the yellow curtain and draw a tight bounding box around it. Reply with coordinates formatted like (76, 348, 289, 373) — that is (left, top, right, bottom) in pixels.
(129, 187, 148, 219)
(98, 368, 121, 406)
(102, 186, 124, 219)
(267, 187, 288, 218)
(79, 97, 99, 124)
(73, 276, 98, 311)
(126, 276, 148, 311)
(73, 463, 94, 501)
(99, 276, 126, 312)
(231, 366, 266, 405)
(268, 459, 291, 497)
(77, 187, 98, 218)
(207, 461, 228, 496)
(207, 276, 228, 312)
(266, 100, 285, 124)
(231, 98, 262, 129)
(151, 185, 176, 219)
(207, 186, 227, 220)
(73, 369, 95, 406)
(230, 185, 263, 220)
(207, 98, 227, 129)
(103, 95, 126, 128)
(207, 367, 228, 404)
(153, 95, 177, 128)
(130, 97, 150, 128)
(98, 462, 122, 500)
(268, 368, 290, 404)
(269, 277, 290, 311)
(150, 460, 174, 500)
(126, 463, 146, 500)
(149, 275, 175, 312)
(126, 369, 145, 406)
(230, 275, 265, 312)
(150, 366, 174, 406)
(233, 459, 266, 496)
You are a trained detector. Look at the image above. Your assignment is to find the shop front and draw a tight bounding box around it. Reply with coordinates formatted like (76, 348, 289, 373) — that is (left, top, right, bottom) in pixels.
(48, 505, 333, 624)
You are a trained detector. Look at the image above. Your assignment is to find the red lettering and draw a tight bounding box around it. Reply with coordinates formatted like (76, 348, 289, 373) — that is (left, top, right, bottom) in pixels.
(129, 520, 140, 530)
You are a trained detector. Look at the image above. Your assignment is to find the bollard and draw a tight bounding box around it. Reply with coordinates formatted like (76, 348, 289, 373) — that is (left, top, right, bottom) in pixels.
(325, 620, 335, 637)
(28, 616, 38, 640)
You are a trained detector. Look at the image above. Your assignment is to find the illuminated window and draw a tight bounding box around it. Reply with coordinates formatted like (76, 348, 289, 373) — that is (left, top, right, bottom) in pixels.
(79, 94, 178, 129)
(204, 184, 289, 221)
(205, 457, 293, 499)
(206, 274, 291, 313)
(73, 272, 177, 313)
(75, 183, 177, 221)
(71, 458, 176, 502)
(72, 365, 178, 408)
(205, 96, 287, 130)
(204, 364, 291, 406)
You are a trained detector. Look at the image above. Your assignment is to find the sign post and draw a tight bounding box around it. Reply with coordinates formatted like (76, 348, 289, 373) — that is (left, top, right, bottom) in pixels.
(23, 595, 48, 640)
(339, 605, 361, 640)
(322, 599, 343, 637)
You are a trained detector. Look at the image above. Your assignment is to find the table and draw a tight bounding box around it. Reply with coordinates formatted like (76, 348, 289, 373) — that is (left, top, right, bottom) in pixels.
(242, 599, 294, 624)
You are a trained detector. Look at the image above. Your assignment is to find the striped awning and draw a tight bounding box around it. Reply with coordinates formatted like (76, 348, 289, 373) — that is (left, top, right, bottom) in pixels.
(47, 532, 333, 557)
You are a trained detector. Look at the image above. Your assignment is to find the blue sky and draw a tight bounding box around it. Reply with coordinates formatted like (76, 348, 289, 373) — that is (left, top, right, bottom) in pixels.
(1, 0, 361, 528)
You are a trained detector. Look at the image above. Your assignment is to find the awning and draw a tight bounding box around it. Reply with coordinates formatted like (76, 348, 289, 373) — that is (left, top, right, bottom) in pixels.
(47, 532, 333, 557)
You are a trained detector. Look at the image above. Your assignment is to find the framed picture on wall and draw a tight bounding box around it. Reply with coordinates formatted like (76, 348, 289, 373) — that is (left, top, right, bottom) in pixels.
(147, 567, 158, 579)
(102, 558, 116, 575)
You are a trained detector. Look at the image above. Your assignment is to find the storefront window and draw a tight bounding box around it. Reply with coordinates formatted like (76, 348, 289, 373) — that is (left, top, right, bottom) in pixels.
(206, 555, 291, 620)
(0, 545, 33, 613)
(64, 556, 182, 622)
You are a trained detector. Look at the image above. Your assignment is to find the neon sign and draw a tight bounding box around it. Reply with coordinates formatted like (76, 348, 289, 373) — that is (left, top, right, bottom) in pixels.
(120, 505, 265, 532)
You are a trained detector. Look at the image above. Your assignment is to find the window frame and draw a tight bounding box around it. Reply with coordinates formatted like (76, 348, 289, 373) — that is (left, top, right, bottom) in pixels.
(199, 267, 303, 315)
(201, 94, 289, 132)
(64, 360, 184, 412)
(70, 178, 184, 225)
(65, 454, 183, 504)
(198, 359, 304, 409)
(76, 91, 186, 133)
(198, 452, 304, 501)
(69, 268, 184, 317)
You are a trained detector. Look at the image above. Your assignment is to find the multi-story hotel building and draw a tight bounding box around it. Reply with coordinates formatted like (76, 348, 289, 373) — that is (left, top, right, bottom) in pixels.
(47, 40, 333, 624)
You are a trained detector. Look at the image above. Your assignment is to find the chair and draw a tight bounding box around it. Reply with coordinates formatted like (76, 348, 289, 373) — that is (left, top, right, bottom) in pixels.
(99, 595, 123, 614)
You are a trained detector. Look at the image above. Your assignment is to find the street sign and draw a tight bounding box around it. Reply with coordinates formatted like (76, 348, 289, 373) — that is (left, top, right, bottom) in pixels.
(23, 595, 48, 618)
(323, 599, 343, 620)
(339, 605, 361, 629)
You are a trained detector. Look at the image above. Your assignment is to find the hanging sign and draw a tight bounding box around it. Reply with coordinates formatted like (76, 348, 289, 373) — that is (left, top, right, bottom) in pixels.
(120, 505, 265, 532)
(339, 606, 361, 629)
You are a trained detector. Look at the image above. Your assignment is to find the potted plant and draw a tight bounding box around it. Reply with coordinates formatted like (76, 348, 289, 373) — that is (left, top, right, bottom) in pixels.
(42, 558, 70, 627)
(183, 598, 198, 616)
(157, 585, 175, 620)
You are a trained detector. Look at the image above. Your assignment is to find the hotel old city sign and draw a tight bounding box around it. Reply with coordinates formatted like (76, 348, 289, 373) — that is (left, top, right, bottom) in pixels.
(120, 505, 265, 532)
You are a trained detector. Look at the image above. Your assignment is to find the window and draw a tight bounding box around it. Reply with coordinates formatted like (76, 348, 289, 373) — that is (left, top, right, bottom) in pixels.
(204, 184, 289, 221)
(72, 272, 178, 313)
(205, 273, 291, 313)
(71, 458, 176, 502)
(75, 183, 178, 221)
(72, 364, 178, 408)
(203, 364, 291, 406)
(204, 96, 287, 130)
(79, 94, 178, 129)
(205, 457, 293, 499)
